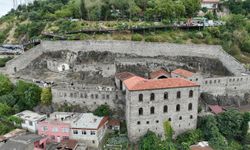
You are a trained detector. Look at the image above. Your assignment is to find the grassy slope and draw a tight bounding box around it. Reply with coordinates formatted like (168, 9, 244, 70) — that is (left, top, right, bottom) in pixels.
(0, 16, 250, 65)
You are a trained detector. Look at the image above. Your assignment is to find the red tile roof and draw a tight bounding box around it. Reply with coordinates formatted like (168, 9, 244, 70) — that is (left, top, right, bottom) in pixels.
(108, 119, 120, 126)
(208, 105, 224, 114)
(124, 76, 199, 91)
(172, 69, 194, 78)
(150, 69, 170, 79)
(60, 139, 78, 150)
(115, 72, 135, 81)
(97, 116, 109, 129)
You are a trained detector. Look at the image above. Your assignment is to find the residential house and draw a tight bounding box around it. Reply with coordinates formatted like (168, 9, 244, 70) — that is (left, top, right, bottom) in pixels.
(0, 133, 47, 150)
(15, 110, 47, 133)
(201, 0, 220, 11)
(70, 113, 109, 149)
(108, 119, 120, 131)
(38, 112, 77, 143)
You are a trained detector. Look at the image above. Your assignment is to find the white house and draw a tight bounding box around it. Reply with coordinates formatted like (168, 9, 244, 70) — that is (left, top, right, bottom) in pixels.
(15, 110, 47, 133)
(70, 113, 109, 149)
(201, 0, 220, 10)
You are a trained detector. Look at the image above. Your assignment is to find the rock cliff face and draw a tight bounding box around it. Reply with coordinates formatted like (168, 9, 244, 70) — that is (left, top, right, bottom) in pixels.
(16, 50, 231, 84)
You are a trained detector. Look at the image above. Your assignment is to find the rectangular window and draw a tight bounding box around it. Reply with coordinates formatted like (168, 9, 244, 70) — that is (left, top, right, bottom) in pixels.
(29, 121, 33, 126)
(82, 130, 87, 135)
(90, 131, 96, 135)
(42, 126, 48, 131)
(62, 128, 69, 133)
(73, 130, 78, 134)
(52, 127, 58, 132)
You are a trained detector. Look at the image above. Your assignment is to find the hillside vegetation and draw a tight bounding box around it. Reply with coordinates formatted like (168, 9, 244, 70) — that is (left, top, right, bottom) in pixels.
(0, 0, 250, 64)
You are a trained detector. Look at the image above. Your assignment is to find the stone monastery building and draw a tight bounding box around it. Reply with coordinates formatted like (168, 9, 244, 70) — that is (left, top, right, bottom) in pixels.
(115, 70, 199, 141)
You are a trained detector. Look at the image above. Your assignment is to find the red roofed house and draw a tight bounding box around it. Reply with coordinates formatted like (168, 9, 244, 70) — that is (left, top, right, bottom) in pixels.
(123, 73, 200, 141)
(150, 69, 171, 80)
(115, 72, 135, 91)
(108, 119, 120, 131)
(201, 0, 220, 11)
(171, 68, 202, 83)
(208, 105, 224, 114)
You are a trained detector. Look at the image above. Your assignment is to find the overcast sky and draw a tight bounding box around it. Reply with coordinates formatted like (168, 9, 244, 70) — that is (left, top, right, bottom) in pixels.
(0, 0, 13, 17)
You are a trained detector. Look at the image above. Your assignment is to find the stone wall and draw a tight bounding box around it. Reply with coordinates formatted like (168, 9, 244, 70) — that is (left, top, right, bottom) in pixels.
(5, 40, 246, 75)
(51, 83, 119, 111)
(200, 76, 250, 96)
(126, 86, 199, 141)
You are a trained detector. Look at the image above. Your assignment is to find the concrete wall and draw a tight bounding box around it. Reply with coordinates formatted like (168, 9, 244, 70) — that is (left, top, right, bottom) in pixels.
(126, 86, 199, 141)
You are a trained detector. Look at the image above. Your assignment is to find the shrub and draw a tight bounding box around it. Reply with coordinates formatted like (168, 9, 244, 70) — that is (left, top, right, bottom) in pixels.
(229, 44, 241, 56)
(41, 87, 52, 106)
(93, 104, 111, 117)
(0, 57, 13, 67)
(241, 39, 250, 53)
(191, 38, 202, 44)
(176, 129, 203, 146)
(194, 32, 204, 39)
(145, 35, 166, 42)
(131, 34, 143, 41)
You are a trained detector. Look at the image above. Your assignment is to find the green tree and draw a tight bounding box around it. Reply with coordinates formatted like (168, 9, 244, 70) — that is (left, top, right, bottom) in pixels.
(181, 0, 200, 18)
(163, 120, 173, 140)
(198, 115, 228, 149)
(0, 103, 12, 116)
(0, 74, 13, 96)
(176, 129, 203, 146)
(41, 87, 52, 105)
(0, 93, 17, 107)
(15, 80, 42, 111)
(139, 131, 161, 150)
(93, 104, 111, 116)
(79, 0, 87, 19)
(216, 109, 244, 140)
(225, 14, 246, 31)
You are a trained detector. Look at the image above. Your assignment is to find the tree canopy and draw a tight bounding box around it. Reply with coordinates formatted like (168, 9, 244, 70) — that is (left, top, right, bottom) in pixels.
(93, 104, 111, 116)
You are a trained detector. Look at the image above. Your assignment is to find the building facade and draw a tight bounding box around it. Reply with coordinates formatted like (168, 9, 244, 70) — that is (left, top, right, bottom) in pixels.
(15, 110, 47, 133)
(120, 74, 200, 141)
(52, 83, 117, 111)
(201, 0, 220, 10)
(70, 113, 109, 149)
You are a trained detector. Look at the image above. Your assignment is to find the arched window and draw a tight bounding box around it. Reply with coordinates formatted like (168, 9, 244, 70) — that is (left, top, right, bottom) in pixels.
(190, 115, 193, 119)
(189, 90, 193, 98)
(139, 94, 143, 102)
(150, 93, 155, 101)
(163, 105, 168, 113)
(177, 91, 181, 99)
(164, 92, 168, 100)
(179, 116, 182, 120)
(176, 104, 180, 112)
(188, 103, 192, 111)
(62, 65, 65, 71)
(139, 108, 143, 115)
(150, 107, 155, 114)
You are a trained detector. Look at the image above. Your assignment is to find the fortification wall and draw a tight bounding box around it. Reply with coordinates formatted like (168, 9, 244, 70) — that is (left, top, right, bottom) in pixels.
(201, 76, 250, 96)
(5, 44, 44, 74)
(5, 40, 246, 75)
